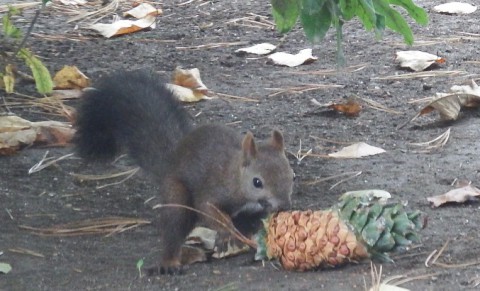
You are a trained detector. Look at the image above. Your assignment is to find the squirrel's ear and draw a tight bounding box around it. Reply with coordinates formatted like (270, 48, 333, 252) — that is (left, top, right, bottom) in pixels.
(242, 132, 257, 165)
(269, 130, 285, 151)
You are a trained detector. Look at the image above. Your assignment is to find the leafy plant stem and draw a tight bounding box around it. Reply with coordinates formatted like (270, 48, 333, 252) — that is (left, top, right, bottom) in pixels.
(335, 20, 345, 68)
(13, 2, 45, 57)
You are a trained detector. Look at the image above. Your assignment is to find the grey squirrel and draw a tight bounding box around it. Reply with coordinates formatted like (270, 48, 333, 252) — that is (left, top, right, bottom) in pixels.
(74, 70, 294, 274)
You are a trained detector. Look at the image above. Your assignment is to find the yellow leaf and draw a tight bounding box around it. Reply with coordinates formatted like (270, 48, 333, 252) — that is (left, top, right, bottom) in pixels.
(53, 65, 90, 89)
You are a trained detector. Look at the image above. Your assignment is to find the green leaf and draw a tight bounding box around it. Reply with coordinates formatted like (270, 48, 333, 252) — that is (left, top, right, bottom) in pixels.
(2, 13, 22, 39)
(356, 0, 377, 30)
(374, 13, 385, 39)
(302, 0, 326, 14)
(390, 0, 428, 25)
(0, 262, 12, 274)
(339, 0, 358, 21)
(373, 0, 414, 45)
(300, 2, 332, 42)
(271, 0, 301, 33)
(17, 48, 53, 94)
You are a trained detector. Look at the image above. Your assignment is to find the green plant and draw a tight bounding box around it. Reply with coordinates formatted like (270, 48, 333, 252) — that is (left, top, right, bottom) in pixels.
(271, 0, 428, 64)
(1, 2, 53, 94)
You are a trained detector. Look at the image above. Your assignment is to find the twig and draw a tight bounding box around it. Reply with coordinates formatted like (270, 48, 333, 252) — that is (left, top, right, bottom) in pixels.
(152, 203, 256, 248)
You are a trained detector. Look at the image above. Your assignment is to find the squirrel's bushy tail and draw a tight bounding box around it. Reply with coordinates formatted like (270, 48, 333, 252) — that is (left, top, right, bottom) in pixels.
(74, 70, 193, 174)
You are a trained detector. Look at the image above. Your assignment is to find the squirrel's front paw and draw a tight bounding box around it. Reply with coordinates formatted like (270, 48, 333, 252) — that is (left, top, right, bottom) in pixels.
(146, 260, 185, 276)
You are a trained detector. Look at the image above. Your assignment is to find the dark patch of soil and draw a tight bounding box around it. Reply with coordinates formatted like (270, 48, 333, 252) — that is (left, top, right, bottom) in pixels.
(2, 1, 480, 290)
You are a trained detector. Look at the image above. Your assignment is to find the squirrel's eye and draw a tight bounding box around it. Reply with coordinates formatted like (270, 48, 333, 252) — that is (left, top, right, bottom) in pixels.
(253, 177, 263, 188)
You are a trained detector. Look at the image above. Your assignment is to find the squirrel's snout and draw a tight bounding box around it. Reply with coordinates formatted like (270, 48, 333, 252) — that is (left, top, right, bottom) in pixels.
(261, 198, 291, 212)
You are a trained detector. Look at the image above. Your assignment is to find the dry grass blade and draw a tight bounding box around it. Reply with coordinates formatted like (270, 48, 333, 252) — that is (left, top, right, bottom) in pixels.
(226, 13, 275, 30)
(287, 139, 312, 163)
(71, 167, 140, 189)
(425, 239, 480, 269)
(152, 203, 256, 248)
(215, 92, 258, 102)
(374, 70, 467, 80)
(19, 217, 151, 237)
(358, 96, 403, 114)
(408, 128, 451, 153)
(64, 0, 119, 24)
(266, 83, 344, 97)
(176, 41, 248, 50)
(8, 247, 45, 258)
(29, 151, 75, 174)
(366, 262, 382, 291)
(291, 64, 368, 76)
(303, 171, 362, 186)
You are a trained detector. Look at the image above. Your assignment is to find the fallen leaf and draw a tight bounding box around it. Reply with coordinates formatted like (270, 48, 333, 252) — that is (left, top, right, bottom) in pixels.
(0, 115, 74, 155)
(268, 49, 318, 67)
(427, 184, 480, 207)
(167, 67, 212, 102)
(328, 142, 386, 158)
(53, 65, 90, 89)
(0, 116, 37, 155)
(2, 64, 15, 93)
(433, 2, 477, 14)
(236, 43, 276, 55)
(0, 262, 12, 274)
(166, 84, 213, 102)
(33, 120, 75, 146)
(329, 99, 362, 116)
(419, 93, 480, 121)
(185, 226, 249, 259)
(399, 80, 480, 128)
(123, 3, 162, 18)
(395, 51, 445, 72)
(171, 67, 208, 92)
(90, 15, 156, 38)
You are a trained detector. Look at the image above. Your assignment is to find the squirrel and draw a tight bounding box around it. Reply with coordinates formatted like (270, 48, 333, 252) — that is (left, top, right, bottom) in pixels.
(73, 70, 294, 274)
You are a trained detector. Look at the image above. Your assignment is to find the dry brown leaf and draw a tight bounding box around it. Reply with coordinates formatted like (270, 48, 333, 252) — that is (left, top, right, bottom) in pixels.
(0, 116, 74, 155)
(400, 80, 480, 128)
(90, 15, 156, 38)
(53, 65, 90, 89)
(420, 93, 480, 121)
(395, 51, 445, 72)
(268, 49, 318, 67)
(32, 120, 75, 146)
(328, 142, 386, 158)
(123, 3, 162, 18)
(329, 99, 362, 116)
(167, 67, 212, 102)
(427, 185, 480, 207)
(0, 116, 37, 155)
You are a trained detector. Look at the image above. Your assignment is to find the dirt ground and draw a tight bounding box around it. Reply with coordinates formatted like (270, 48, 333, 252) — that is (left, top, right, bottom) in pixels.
(1, 0, 480, 290)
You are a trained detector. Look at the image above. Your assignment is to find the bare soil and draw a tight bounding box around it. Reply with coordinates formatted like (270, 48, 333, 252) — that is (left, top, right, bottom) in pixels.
(1, 1, 480, 290)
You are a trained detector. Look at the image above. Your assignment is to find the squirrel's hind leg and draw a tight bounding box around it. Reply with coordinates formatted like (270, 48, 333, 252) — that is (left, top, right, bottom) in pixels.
(148, 177, 196, 275)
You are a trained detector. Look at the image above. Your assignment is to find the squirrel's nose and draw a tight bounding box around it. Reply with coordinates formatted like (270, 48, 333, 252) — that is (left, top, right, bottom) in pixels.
(259, 198, 291, 212)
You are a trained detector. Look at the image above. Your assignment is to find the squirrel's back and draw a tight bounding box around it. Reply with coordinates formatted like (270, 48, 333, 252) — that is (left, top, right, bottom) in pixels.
(74, 70, 193, 175)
